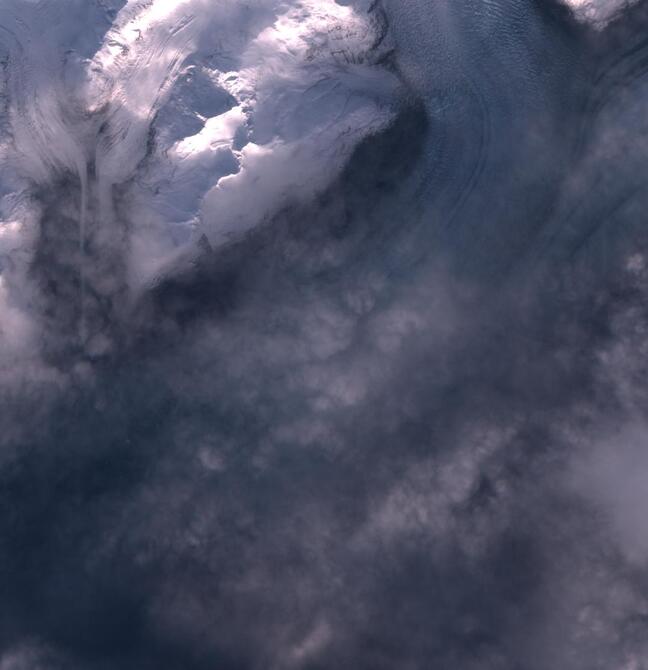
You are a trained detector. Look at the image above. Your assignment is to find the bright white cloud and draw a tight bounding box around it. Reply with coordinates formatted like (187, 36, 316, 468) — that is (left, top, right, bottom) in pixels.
(563, 0, 633, 24)
(0, 0, 400, 349)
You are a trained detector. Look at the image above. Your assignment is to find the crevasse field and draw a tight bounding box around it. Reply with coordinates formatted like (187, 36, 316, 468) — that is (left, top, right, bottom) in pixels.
(1, 1, 648, 668)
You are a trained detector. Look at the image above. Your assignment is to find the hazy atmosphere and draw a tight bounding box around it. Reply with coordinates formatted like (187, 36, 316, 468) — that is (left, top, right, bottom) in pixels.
(1, 1, 648, 668)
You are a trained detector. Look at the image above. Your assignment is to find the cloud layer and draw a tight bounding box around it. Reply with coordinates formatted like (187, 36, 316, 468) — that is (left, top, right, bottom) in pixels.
(2, 1, 648, 668)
